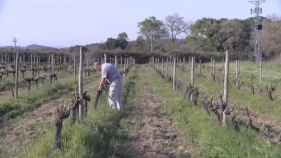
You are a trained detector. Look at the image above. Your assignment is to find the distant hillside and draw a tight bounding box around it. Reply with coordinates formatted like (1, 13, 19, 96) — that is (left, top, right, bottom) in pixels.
(0, 44, 59, 51)
(0, 46, 24, 50)
(26, 44, 58, 50)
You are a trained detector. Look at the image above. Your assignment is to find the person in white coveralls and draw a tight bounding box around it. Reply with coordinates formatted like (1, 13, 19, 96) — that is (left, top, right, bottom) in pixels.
(93, 62, 123, 110)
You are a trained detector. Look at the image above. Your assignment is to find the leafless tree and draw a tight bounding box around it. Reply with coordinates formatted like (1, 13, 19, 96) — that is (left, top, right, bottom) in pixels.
(165, 13, 191, 44)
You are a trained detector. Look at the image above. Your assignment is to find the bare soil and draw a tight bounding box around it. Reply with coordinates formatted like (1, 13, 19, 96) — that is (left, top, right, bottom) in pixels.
(115, 69, 191, 158)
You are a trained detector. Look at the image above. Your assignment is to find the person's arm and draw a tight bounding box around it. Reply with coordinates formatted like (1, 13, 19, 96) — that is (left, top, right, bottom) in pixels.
(98, 78, 107, 90)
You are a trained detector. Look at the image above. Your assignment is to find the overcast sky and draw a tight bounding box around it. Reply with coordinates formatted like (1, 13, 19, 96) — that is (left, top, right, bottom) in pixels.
(0, 0, 280, 47)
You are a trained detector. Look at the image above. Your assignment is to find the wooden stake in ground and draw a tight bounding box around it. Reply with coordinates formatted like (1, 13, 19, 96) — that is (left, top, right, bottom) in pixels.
(222, 50, 229, 126)
(191, 57, 194, 85)
(73, 55, 76, 79)
(120, 56, 123, 71)
(235, 60, 240, 87)
(190, 57, 194, 103)
(157, 58, 159, 70)
(51, 53, 54, 71)
(212, 59, 215, 76)
(104, 54, 107, 63)
(123, 57, 126, 78)
(78, 47, 84, 120)
(173, 57, 176, 91)
(211, 57, 213, 73)
(115, 55, 117, 67)
(165, 58, 168, 76)
(87, 54, 89, 69)
(15, 51, 19, 99)
(260, 57, 262, 84)
(162, 58, 164, 72)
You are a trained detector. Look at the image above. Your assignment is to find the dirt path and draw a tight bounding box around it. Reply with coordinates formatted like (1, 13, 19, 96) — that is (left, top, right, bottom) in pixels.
(116, 66, 190, 158)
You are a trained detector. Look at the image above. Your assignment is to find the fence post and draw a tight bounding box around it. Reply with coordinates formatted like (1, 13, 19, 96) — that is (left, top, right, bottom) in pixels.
(15, 51, 19, 99)
(212, 59, 216, 75)
(78, 47, 84, 120)
(115, 55, 117, 68)
(222, 50, 229, 126)
(236, 60, 239, 87)
(260, 58, 262, 84)
(190, 57, 195, 102)
(104, 54, 107, 63)
(173, 57, 176, 91)
(165, 58, 168, 76)
(74, 55, 76, 79)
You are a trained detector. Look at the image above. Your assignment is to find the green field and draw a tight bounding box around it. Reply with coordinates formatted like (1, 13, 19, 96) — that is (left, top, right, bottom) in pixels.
(1, 61, 281, 158)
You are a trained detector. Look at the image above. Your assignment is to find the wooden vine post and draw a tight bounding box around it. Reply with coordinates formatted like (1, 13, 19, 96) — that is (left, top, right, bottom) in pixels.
(64, 55, 66, 64)
(162, 58, 164, 72)
(123, 57, 126, 78)
(156, 58, 158, 70)
(222, 58, 225, 74)
(260, 57, 262, 84)
(15, 51, 19, 99)
(51, 53, 54, 71)
(127, 57, 129, 68)
(5, 53, 7, 64)
(87, 54, 89, 69)
(30, 53, 33, 70)
(222, 50, 229, 126)
(115, 55, 117, 68)
(190, 57, 195, 102)
(73, 55, 76, 79)
(120, 56, 123, 71)
(173, 57, 176, 91)
(104, 54, 107, 63)
(235, 60, 239, 87)
(210, 57, 213, 73)
(165, 57, 168, 76)
(212, 59, 216, 76)
(78, 47, 84, 120)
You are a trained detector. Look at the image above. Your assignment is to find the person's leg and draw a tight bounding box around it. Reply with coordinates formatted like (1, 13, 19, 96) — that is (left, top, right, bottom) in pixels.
(116, 79, 123, 110)
(108, 81, 118, 109)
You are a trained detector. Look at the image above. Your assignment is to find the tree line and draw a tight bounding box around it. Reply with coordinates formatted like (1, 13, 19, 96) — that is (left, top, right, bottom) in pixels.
(1, 13, 280, 61)
(98, 13, 281, 60)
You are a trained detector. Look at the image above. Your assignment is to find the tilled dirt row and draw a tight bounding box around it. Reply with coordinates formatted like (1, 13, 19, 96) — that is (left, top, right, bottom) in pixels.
(116, 66, 190, 158)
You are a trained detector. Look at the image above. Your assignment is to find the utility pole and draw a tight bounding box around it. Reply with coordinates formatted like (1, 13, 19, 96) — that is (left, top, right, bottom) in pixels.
(12, 37, 17, 50)
(249, 0, 265, 63)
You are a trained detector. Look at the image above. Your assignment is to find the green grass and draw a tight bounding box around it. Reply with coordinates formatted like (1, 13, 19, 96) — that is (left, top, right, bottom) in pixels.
(15, 66, 138, 158)
(3, 63, 281, 158)
(147, 64, 281, 157)
(164, 61, 281, 123)
(20, 108, 122, 158)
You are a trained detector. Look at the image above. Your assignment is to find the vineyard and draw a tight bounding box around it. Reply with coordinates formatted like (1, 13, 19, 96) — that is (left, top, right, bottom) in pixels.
(0, 51, 281, 158)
